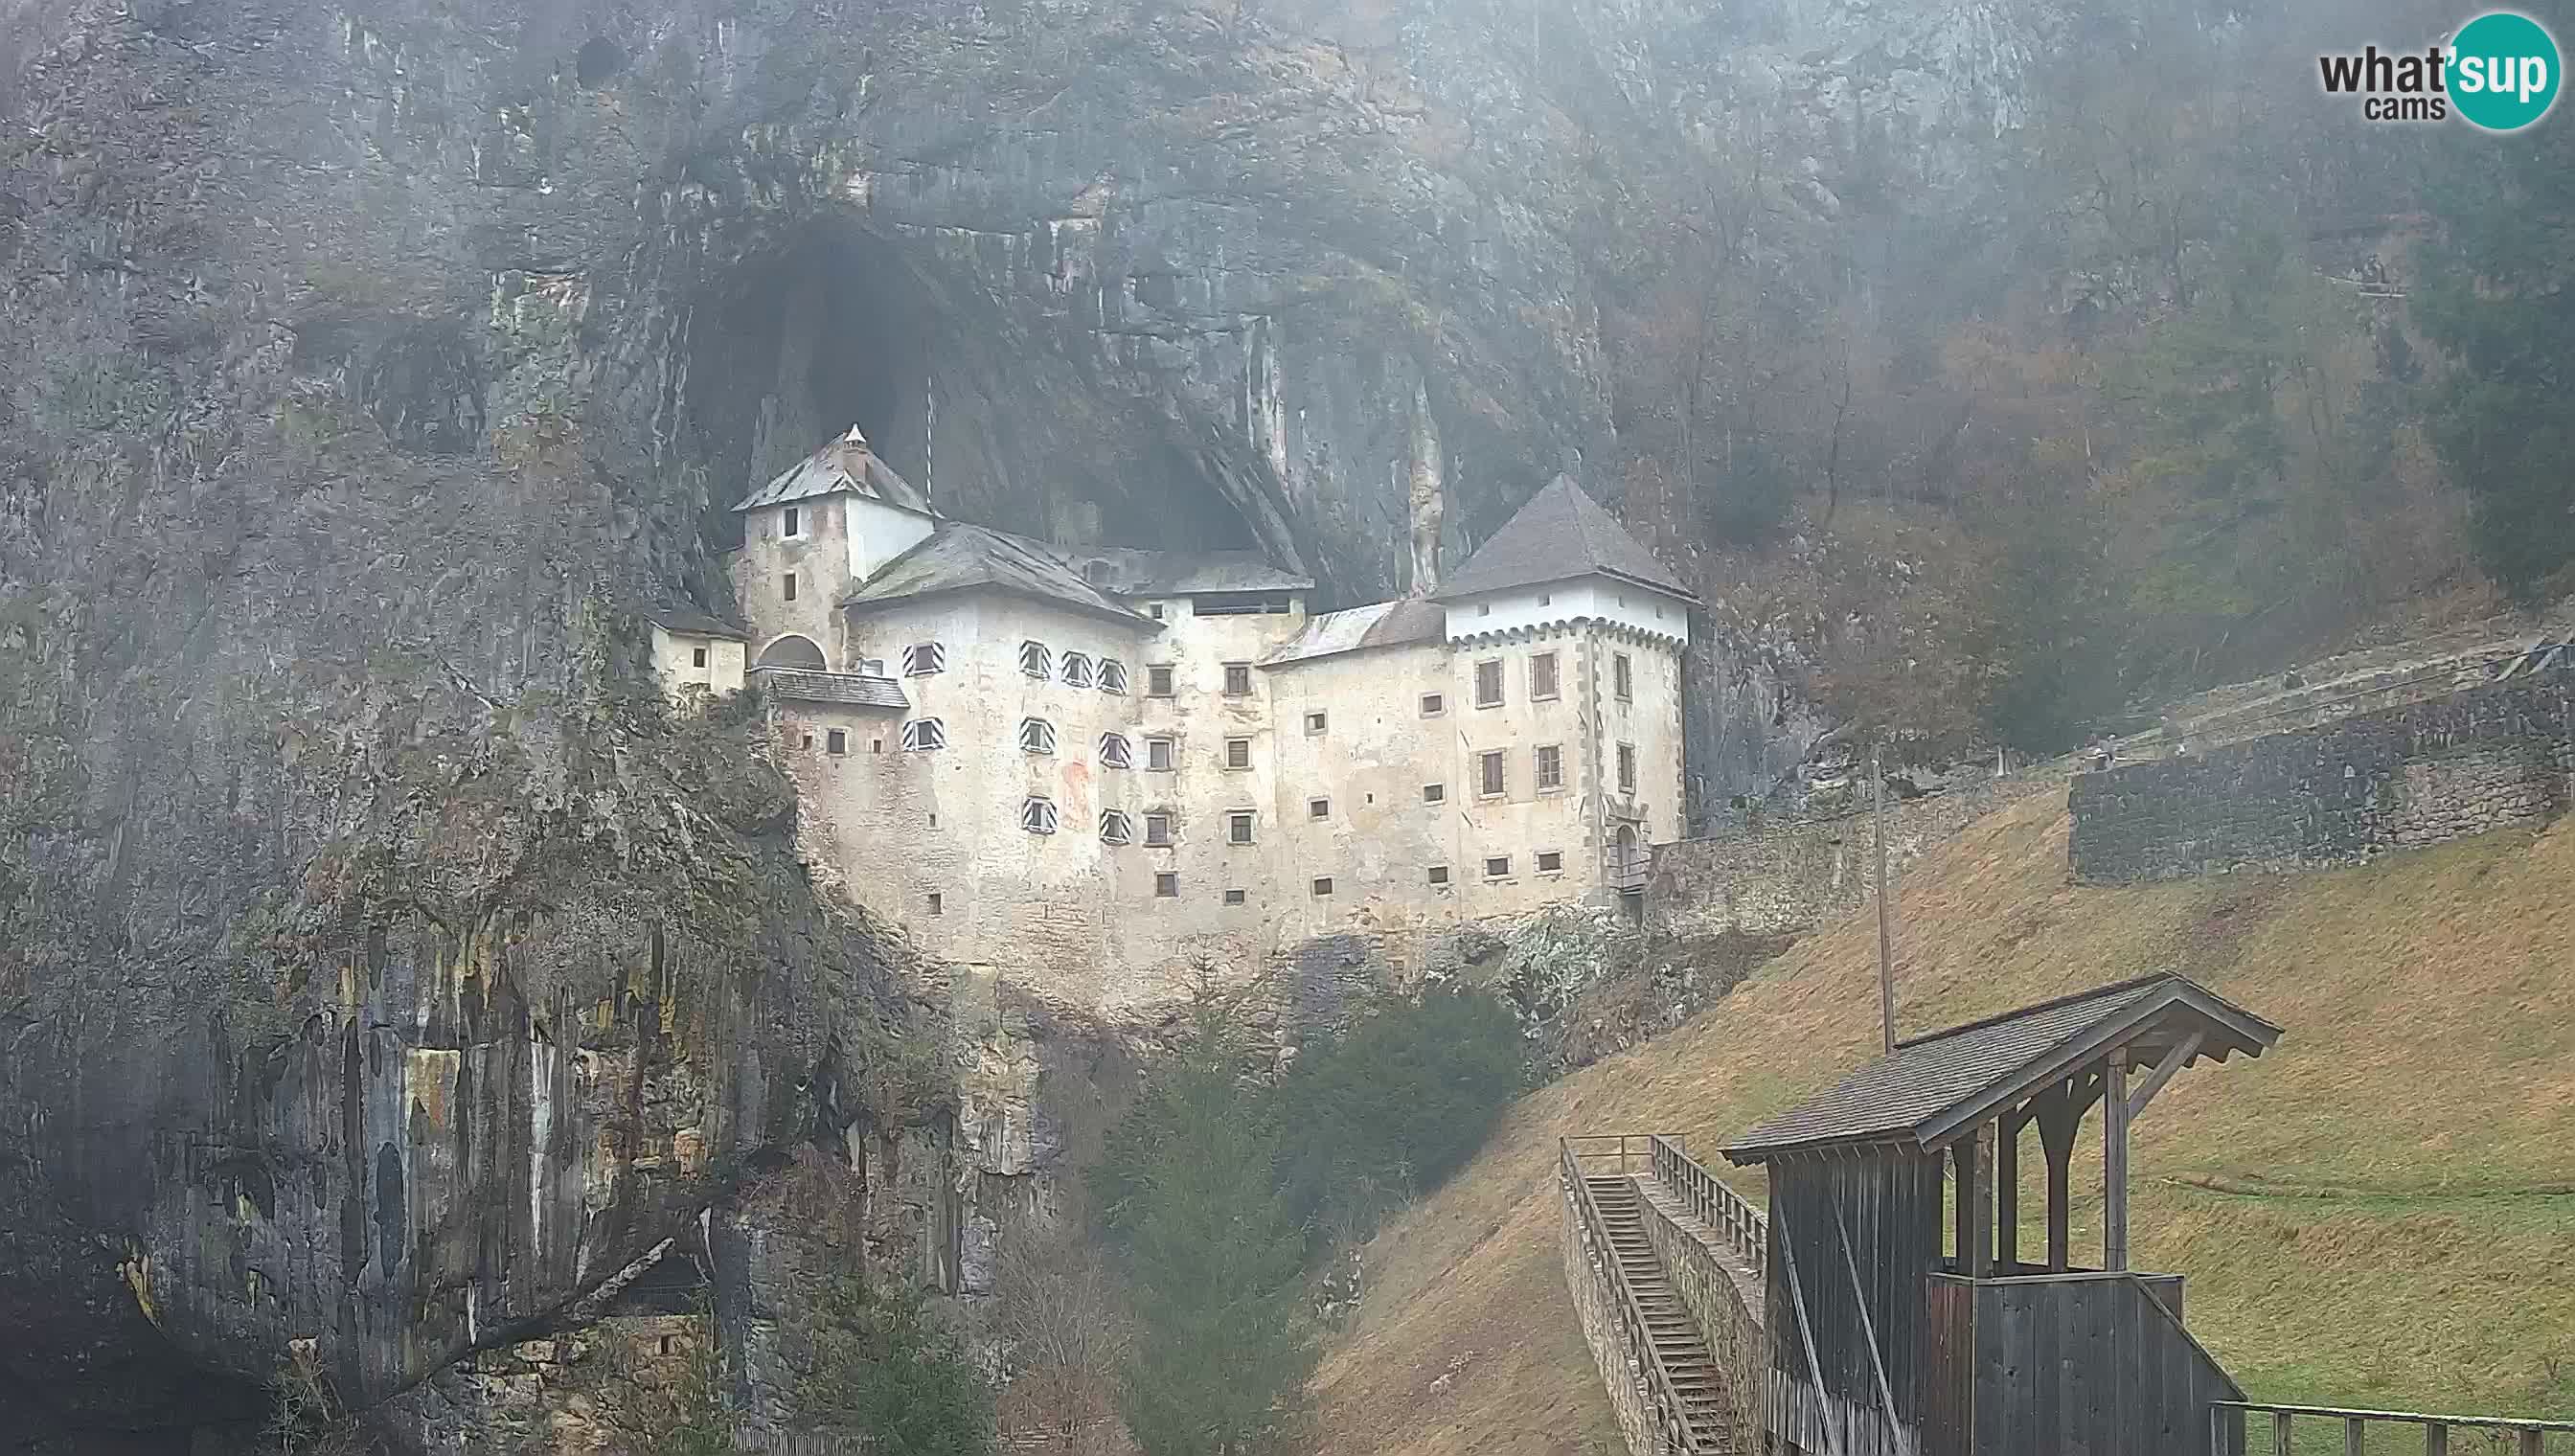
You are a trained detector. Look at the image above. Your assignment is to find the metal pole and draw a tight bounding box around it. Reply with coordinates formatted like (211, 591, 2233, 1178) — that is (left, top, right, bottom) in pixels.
(1874, 743, 1895, 1054)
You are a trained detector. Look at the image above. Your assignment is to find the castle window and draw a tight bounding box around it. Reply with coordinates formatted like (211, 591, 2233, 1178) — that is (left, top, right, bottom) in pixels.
(1423, 783, 1446, 804)
(855, 657, 886, 677)
(927, 893, 943, 916)
(1020, 641, 1052, 679)
(1613, 652, 1633, 702)
(1477, 603, 1492, 617)
(1532, 651, 1560, 701)
(1475, 659, 1503, 707)
(1539, 592, 1552, 606)
(901, 643, 946, 676)
(1223, 662, 1252, 696)
(784, 572, 798, 602)
(783, 506, 801, 537)
(1145, 811, 1174, 847)
(1478, 750, 1506, 798)
(1537, 851, 1564, 875)
(1535, 743, 1563, 792)
(1100, 810, 1134, 846)
(1426, 865, 1450, 886)
(1311, 877, 1333, 898)
(1099, 733, 1134, 769)
(1148, 602, 1166, 620)
(1228, 811, 1255, 845)
(1305, 711, 1327, 736)
(1084, 560, 1112, 585)
(1617, 742, 1637, 795)
(1022, 797, 1059, 834)
(692, 647, 708, 668)
(900, 717, 946, 751)
(1224, 888, 1247, 905)
(1420, 692, 1445, 717)
(1145, 737, 1176, 771)
(1060, 652, 1094, 688)
(1484, 855, 1512, 879)
(1224, 737, 1252, 770)
(1154, 872, 1179, 897)
(1309, 798, 1331, 820)
(801, 733, 814, 750)
(1099, 659, 1128, 694)
(871, 739, 883, 754)
(1019, 717, 1058, 755)
(1148, 665, 1175, 697)
(826, 729, 847, 756)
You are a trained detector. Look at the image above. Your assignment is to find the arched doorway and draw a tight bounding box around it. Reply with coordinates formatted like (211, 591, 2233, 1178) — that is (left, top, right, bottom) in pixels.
(757, 634, 828, 670)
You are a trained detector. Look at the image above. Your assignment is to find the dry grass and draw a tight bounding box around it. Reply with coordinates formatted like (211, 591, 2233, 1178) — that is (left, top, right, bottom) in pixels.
(1312, 789, 2575, 1453)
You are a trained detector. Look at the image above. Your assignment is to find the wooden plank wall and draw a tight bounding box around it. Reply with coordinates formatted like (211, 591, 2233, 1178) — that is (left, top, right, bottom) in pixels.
(1766, 1153, 1945, 1456)
(1962, 1274, 2243, 1456)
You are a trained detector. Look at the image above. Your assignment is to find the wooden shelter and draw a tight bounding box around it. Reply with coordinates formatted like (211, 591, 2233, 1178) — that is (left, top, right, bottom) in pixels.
(1721, 973, 2282, 1456)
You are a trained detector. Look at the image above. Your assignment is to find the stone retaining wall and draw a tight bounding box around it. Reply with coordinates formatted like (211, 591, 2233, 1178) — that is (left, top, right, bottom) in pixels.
(2070, 666, 2574, 882)
(1560, 1171, 1666, 1456)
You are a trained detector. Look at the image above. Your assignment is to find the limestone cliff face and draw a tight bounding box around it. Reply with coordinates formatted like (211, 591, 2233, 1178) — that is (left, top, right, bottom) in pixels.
(0, 0, 2062, 1445)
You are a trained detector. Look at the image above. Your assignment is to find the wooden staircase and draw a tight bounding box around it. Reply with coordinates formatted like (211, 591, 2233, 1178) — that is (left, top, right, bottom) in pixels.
(1584, 1173, 1742, 1452)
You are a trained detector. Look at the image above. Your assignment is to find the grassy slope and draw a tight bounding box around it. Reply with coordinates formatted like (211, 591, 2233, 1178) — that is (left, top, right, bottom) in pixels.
(1314, 790, 2575, 1454)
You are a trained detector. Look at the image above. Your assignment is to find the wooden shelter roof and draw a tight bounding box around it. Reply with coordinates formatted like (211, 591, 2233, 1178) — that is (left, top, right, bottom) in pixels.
(1721, 973, 2280, 1164)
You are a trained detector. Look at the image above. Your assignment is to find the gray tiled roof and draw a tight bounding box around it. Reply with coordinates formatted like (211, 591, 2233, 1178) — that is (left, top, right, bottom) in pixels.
(1721, 973, 2280, 1163)
(644, 602, 749, 641)
(840, 524, 1154, 629)
(730, 426, 934, 515)
(1436, 474, 1698, 603)
(1261, 598, 1446, 668)
(1071, 546, 1314, 596)
(748, 667, 910, 710)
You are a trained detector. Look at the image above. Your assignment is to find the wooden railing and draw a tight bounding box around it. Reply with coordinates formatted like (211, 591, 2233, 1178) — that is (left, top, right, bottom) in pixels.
(2214, 1402, 2575, 1455)
(1647, 1134, 1767, 1284)
(1561, 1136, 1709, 1455)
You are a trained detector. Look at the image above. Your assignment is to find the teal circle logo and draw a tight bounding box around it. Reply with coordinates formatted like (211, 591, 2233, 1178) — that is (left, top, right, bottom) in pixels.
(2450, 11, 2562, 131)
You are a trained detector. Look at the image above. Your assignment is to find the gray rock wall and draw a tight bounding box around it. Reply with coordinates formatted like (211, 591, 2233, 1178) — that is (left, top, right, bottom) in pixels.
(2069, 667, 2575, 882)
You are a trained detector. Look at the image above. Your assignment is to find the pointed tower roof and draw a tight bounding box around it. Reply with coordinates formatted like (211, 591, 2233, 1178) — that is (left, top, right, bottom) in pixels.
(730, 425, 933, 515)
(1434, 474, 1697, 603)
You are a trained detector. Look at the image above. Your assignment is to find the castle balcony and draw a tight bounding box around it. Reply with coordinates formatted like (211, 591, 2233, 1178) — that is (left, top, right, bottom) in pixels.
(747, 665, 910, 711)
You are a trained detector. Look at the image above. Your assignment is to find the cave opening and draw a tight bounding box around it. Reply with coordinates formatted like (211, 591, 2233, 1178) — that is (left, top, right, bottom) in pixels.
(685, 220, 1259, 562)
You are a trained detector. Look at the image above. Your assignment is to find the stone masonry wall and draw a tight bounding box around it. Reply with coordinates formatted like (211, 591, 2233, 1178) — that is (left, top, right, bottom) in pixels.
(1644, 762, 2076, 939)
(1561, 1170, 1666, 1456)
(2070, 666, 2575, 883)
(1634, 1180, 1766, 1454)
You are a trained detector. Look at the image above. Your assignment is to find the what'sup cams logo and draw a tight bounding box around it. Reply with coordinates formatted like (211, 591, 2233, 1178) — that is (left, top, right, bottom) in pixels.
(2319, 11, 2563, 130)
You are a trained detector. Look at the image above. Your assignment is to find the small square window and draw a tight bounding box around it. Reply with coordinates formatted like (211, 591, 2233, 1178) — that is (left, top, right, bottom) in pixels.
(1223, 888, 1247, 905)
(1148, 665, 1176, 697)
(1477, 602, 1492, 617)
(692, 646, 708, 668)
(1223, 663, 1252, 697)
(1614, 652, 1633, 702)
(1309, 798, 1330, 819)
(1305, 711, 1327, 735)
(928, 813, 938, 829)
(1475, 659, 1504, 707)
(1420, 693, 1445, 717)
(1100, 733, 1134, 769)
(926, 892, 943, 916)
(1311, 876, 1333, 898)
(1532, 651, 1560, 701)
(1019, 717, 1058, 755)
(1146, 737, 1176, 771)
(1149, 603, 1167, 621)
(1424, 783, 1446, 803)
(783, 506, 801, 537)
(1539, 591, 1552, 606)
(800, 733, 813, 750)
(1485, 855, 1512, 879)
(901, 718, 946, 751)
(1098, 659, 1128, 694)
(902, 643, 946, 676)
(1228, 811, 1255, 845)
(870, 739, 883, 754)
(783, 572, 798, 603)
(1100, 810, 1134, 846)
(1020, 641, 1052, 679)
(1426, 865, 1450, 886)
(1478, 750, 1506, 798)
(1224, 738, 1252, 770)
(1145, 812, 1174, 847)
(1060, 652, 1095, 688)
(1154, 872, 1179, 897)
(1537, 851, 1564, 874)
(1022, 797, 1060, 834)
(826, 729, 848, 756)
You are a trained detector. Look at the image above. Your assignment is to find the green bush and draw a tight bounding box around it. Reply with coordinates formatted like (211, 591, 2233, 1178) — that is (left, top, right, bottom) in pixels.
(796, 1274, 993, 1456)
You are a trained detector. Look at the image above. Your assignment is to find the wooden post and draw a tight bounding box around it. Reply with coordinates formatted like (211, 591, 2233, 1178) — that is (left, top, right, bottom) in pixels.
(1995, 1110, 2020, 1271)
(2036, 1078, 2082, 1272)
(1960, 1123, 1992, 1277)
(1874, 743, 1895, 1055)
(2105, 1054, 2131, 1272)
